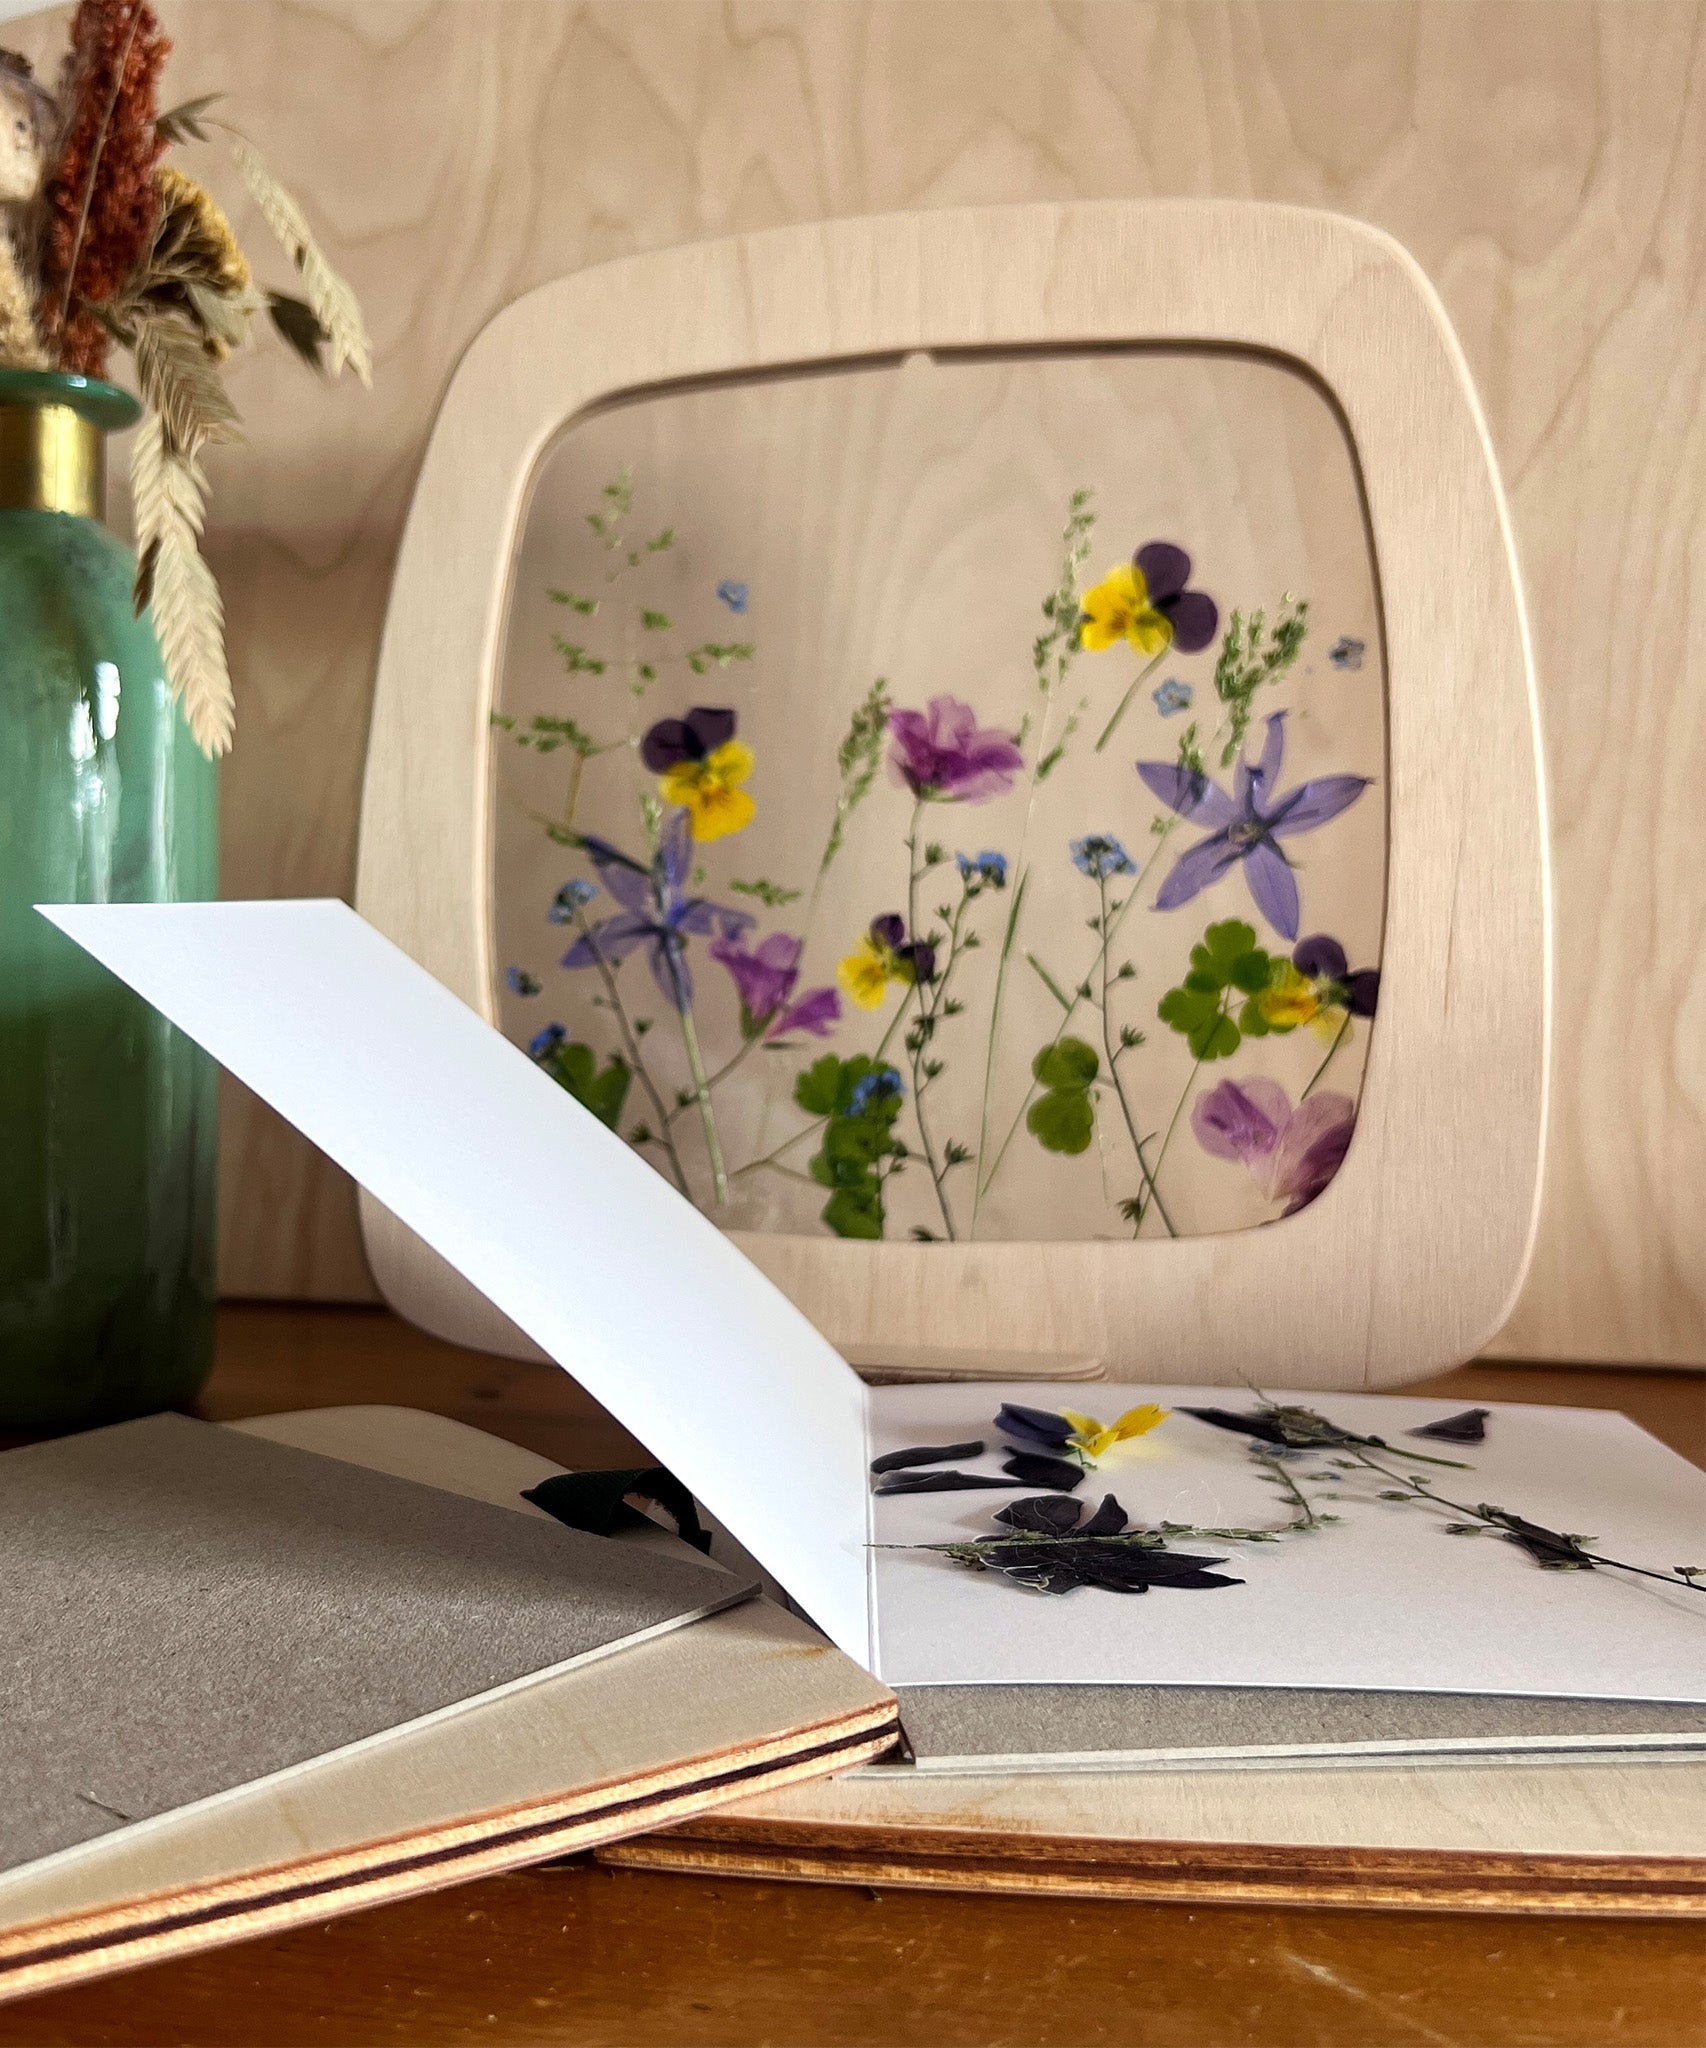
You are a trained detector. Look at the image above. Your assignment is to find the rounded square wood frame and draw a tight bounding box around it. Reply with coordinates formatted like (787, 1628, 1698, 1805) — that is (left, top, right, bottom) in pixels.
(356, 200, 1548, 1390)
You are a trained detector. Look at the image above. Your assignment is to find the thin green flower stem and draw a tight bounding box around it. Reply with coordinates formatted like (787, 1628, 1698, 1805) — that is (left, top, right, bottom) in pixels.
(667, 1029, 762, 1126)
(904, 799, 958, 1241)
(1093, 648, 1169, 753)
(674, 986, 729, 1208)
(1135, 1051, 1203, 1230)
(572, 911, 690, 1200)
(977, 820, 1176, 1201)
(976, 696, 1244, 1206)
(1249, 1449, 1326, 1532)
(1098, 873, 1174, 1237)
(1301, 1011, 1353, 1099)
(1340, 1446, 1706, 1594)
(968, 870, 1028, 1239)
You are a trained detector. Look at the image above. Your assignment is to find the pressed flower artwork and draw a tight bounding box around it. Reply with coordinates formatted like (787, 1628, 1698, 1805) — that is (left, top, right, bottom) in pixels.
(492, 352, 1386, 1242)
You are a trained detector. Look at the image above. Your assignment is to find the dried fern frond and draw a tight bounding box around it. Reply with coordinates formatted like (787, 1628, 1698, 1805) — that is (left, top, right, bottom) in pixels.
(131, 306, 241, 457)
(130, 402, 234, 754)
(228, 135, 369, 385)
(0, 233, 48, 368)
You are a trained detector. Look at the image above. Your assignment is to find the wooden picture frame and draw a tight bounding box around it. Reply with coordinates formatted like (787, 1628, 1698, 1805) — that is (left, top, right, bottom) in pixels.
(355, 199, 1547, 1390)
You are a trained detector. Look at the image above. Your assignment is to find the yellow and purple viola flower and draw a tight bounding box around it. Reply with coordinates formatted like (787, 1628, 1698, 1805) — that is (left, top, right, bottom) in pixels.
(641, 706, 755, 842)
(710, 930, 841, 1042)
(837, 914, 936, 1011)
(561, 809, 752, 1011)
(1252, 936, 1380, 1037)
(886, 696, 1023, 803)
(995, 1400, 1169, 1466)
(1080, 543, 1218, 658)
(1191, 1076, 1356, 1215)
(1137, 712, 1370, 941)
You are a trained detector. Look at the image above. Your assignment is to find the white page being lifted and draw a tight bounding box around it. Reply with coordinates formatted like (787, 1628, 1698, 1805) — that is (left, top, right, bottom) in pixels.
(42, 899, 875, 1671)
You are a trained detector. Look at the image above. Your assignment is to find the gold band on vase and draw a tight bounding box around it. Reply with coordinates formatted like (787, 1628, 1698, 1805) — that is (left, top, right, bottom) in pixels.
(0, 402, 104, 517)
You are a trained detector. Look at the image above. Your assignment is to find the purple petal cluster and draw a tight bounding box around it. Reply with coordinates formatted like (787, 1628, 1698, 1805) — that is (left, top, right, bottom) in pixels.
(887, 695, 1023, 803)
(1192, 1077, 1355, 1215)
(710, 930, 841, 1040)
(1138, 712, 1369, 940)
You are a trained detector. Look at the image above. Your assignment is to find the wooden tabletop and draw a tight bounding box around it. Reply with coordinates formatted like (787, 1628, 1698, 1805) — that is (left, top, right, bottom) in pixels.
(4, 1306, 1702, 2048)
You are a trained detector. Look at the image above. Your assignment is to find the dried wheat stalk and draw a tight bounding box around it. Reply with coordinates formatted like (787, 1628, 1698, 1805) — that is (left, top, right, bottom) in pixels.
(228, 135, 369, 385)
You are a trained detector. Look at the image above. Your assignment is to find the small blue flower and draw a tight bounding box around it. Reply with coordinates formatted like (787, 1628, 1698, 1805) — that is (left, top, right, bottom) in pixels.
(848, 1064, 905, 1114)
(1153, 677, 1193, 716)
(506, 966, 542, 997)
(955, 849, 1008, 888)
(716, 579, 749, 615)
(528, 1022, 566, 1062)
(1329, 636, 1365, 671)
(548, 877, 599, 923)
(1070, 833, 1136, 881)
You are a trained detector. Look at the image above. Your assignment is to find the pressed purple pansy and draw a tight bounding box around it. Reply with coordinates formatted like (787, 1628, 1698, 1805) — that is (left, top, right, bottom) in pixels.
(710, 930, 841, 1041)
(886, 695, 1023, 803)
(1137, 712, 1370, 941)
(1292, 934, 1379, 1018)
(1133, 542, 1219, 654)
(560, 808, 752, 1011)
(869, 911, 937, 986)
(640, 705, 737, 772)
(1192, 1076, 1356, 1215)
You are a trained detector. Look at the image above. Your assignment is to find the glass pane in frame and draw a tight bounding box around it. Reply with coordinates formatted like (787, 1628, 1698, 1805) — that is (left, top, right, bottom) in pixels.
(492, 347, 1386, 1245)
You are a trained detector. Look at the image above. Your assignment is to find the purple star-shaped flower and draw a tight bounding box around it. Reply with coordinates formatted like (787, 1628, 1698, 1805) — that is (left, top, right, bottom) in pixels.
(1137, 713, 1369, 941)
(561, 809, 752, 1010)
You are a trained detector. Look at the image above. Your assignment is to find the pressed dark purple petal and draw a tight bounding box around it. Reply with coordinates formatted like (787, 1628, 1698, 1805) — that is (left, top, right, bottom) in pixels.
(1407, 1408, 1490, 1445)
(1244, 840, 1301, 940)
(906, 941, 937, 986)
(1079, 1494, 1128, 1537)
(869, 1438, 987, 1474)
(1134, 541, 1191, 605)
(1267, 774, 1371, 837)
(869, 913, 907, 951)
(1135, 761, 1240, 830)
(1293, 934, 1348, 982)
(1002, 1452, 1085, 1491)
(994, 1494, 1084, 1534)
(640, 719, 702, 772)
(684, 705, 737, 754)
(1162, 588, 1218, 654)
(994, 1402, 1076, 1448)
(1343, 968, 1380, 1017)
(1152, 832, 1242, 913)
(873, 1470, 1018, 1495)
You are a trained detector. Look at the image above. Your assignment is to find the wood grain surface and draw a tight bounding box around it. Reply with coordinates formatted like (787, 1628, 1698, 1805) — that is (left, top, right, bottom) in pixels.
(0, 1305, 1700, 2047)
(6, 0, 1700, 1367)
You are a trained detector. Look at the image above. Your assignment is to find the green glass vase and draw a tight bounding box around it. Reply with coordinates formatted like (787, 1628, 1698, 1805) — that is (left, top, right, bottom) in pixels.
(0, 370, 218, 1430)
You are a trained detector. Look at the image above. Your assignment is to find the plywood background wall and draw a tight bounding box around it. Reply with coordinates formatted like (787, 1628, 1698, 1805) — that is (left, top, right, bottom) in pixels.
(11, 0, 1699, 1366)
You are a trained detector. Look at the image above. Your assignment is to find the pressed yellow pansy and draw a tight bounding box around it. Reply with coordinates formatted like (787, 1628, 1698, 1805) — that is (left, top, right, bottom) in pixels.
(1060, 1403, 1169, 1462)
(837, 934, 891, 1010)
(1253, 961, 1321, 1031)
(659, 738, 755, 842)
(1078, 563, 1173, 657)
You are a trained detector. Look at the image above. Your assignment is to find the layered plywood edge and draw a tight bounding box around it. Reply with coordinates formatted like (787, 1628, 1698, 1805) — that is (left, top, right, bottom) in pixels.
(0, 1410, 898, 2006)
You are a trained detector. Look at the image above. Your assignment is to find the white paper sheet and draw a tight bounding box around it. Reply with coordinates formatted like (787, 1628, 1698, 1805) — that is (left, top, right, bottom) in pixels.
(42, 900, 874, 1668)
(869, 1384, 1706, 1700)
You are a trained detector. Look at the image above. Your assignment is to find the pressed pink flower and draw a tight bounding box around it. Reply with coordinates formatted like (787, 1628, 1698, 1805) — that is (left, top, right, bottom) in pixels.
(710, 930, 840, 1040)
(886, 695, 1022, 803)
(1192, 1076, 1355, 1214)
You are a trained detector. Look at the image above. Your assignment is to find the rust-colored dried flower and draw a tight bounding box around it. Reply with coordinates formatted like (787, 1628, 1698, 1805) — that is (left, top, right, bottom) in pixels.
(39, 0, 171, 376)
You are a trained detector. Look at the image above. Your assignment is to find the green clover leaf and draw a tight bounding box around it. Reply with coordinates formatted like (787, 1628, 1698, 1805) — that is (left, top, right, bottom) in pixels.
(1026, 1035, 1099, 1154)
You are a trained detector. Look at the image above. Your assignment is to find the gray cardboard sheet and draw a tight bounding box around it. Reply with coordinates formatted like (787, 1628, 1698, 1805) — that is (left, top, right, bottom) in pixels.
(895, 1685, 1706, 1770)
(0, 1414, 756, 1874)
